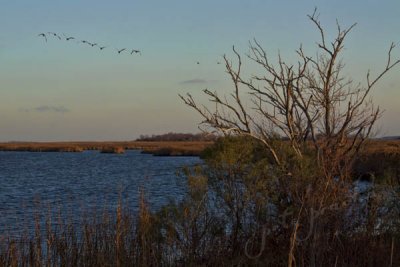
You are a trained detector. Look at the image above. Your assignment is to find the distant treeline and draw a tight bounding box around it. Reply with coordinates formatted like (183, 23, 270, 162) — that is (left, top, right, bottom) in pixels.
(136, 132, 217, 142)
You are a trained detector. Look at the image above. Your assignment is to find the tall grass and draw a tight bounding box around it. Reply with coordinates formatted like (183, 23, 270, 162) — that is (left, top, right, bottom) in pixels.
(0, 191, 158, 267)
(0, 185, 399, 266)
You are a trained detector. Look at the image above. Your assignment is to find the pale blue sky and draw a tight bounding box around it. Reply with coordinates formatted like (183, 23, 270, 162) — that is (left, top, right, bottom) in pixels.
(0, 1, 399, 141)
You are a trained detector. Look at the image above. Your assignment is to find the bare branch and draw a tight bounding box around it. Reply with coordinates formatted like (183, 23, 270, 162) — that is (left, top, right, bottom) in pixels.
(180, 9, 399, 176)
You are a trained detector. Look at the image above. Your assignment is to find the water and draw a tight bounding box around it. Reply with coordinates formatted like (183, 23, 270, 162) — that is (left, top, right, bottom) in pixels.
(0, 150, 202, 235)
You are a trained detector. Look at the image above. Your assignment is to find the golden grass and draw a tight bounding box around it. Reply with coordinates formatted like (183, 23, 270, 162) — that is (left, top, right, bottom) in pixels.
(362, 139, 400, 154)
(0, 141, 213, 156)
(0, 139, 399, 157)
(352, 140, 400, 182)
(100, 146, 125, 154)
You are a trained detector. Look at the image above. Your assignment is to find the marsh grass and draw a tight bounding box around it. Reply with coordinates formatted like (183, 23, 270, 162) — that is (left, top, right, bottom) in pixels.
(0, 141, 212, 156)
(0, 191, 399, 266)
(0, 190, 160, 267)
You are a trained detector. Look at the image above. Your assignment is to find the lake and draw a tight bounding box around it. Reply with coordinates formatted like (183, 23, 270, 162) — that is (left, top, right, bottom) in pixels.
(0, 150, 202, 236)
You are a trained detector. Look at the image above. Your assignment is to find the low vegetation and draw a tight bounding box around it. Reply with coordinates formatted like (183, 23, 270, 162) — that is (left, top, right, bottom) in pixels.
(100, 146, 125, 154)
(0, 140, 212, 156)
(136, 132, 217, 142)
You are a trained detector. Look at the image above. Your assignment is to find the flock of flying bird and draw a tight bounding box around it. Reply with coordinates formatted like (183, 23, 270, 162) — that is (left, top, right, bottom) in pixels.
(38, 32, 224, 65)
(37, 32, 141, 55)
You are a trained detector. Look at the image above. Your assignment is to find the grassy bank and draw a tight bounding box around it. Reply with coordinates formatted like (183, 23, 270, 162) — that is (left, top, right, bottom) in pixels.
(0, 139, 399, 157)
(0, 141, 213, 156)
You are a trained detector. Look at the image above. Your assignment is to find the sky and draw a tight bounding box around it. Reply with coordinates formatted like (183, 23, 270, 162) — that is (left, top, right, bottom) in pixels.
(0, 1, 399, 141)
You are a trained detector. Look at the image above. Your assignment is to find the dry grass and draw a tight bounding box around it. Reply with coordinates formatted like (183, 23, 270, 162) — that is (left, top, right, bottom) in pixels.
(0, 194, 398, 266)
(100, 146, 125, 154)
(0, 139, 398, 157)
(0, 141, 213, 156)
(353, 140, 400, 183)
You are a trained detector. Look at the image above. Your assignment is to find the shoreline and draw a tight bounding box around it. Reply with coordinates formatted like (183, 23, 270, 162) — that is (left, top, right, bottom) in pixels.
(0, 139, 399, 157)
(0, 141, 213, 156)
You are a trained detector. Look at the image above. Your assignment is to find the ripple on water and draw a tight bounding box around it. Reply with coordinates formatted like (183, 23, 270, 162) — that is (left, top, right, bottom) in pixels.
(0, 150, 201, 235)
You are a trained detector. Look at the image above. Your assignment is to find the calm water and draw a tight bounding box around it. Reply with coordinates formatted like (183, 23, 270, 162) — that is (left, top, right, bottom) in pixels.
(0, 150, 201, 235)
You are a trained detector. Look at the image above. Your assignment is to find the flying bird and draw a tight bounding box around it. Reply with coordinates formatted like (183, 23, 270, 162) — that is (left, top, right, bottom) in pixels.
(117, 48, 126, 54)
(99, 46, 107, 50)
(130, 49, 141, 55)
(89, 42, 97, 47)
(63, 33, 75, 41)
(78, 40, 92, 45)
(48, 32, 61, 40)
(38, 33, 47, 42)
(197, 62, 200, 65)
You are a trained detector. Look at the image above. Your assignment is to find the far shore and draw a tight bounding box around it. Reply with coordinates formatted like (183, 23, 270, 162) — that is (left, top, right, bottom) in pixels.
(0, 141, 213, 156)
(0, 139, 399, 157)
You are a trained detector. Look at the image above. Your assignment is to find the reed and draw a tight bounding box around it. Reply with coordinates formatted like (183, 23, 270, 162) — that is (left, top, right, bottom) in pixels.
(0, 194, 398, 266)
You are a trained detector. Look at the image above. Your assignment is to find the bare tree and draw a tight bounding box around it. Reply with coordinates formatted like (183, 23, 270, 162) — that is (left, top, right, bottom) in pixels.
(180, 10, 399, 266)
(180, 9, 399, 178)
